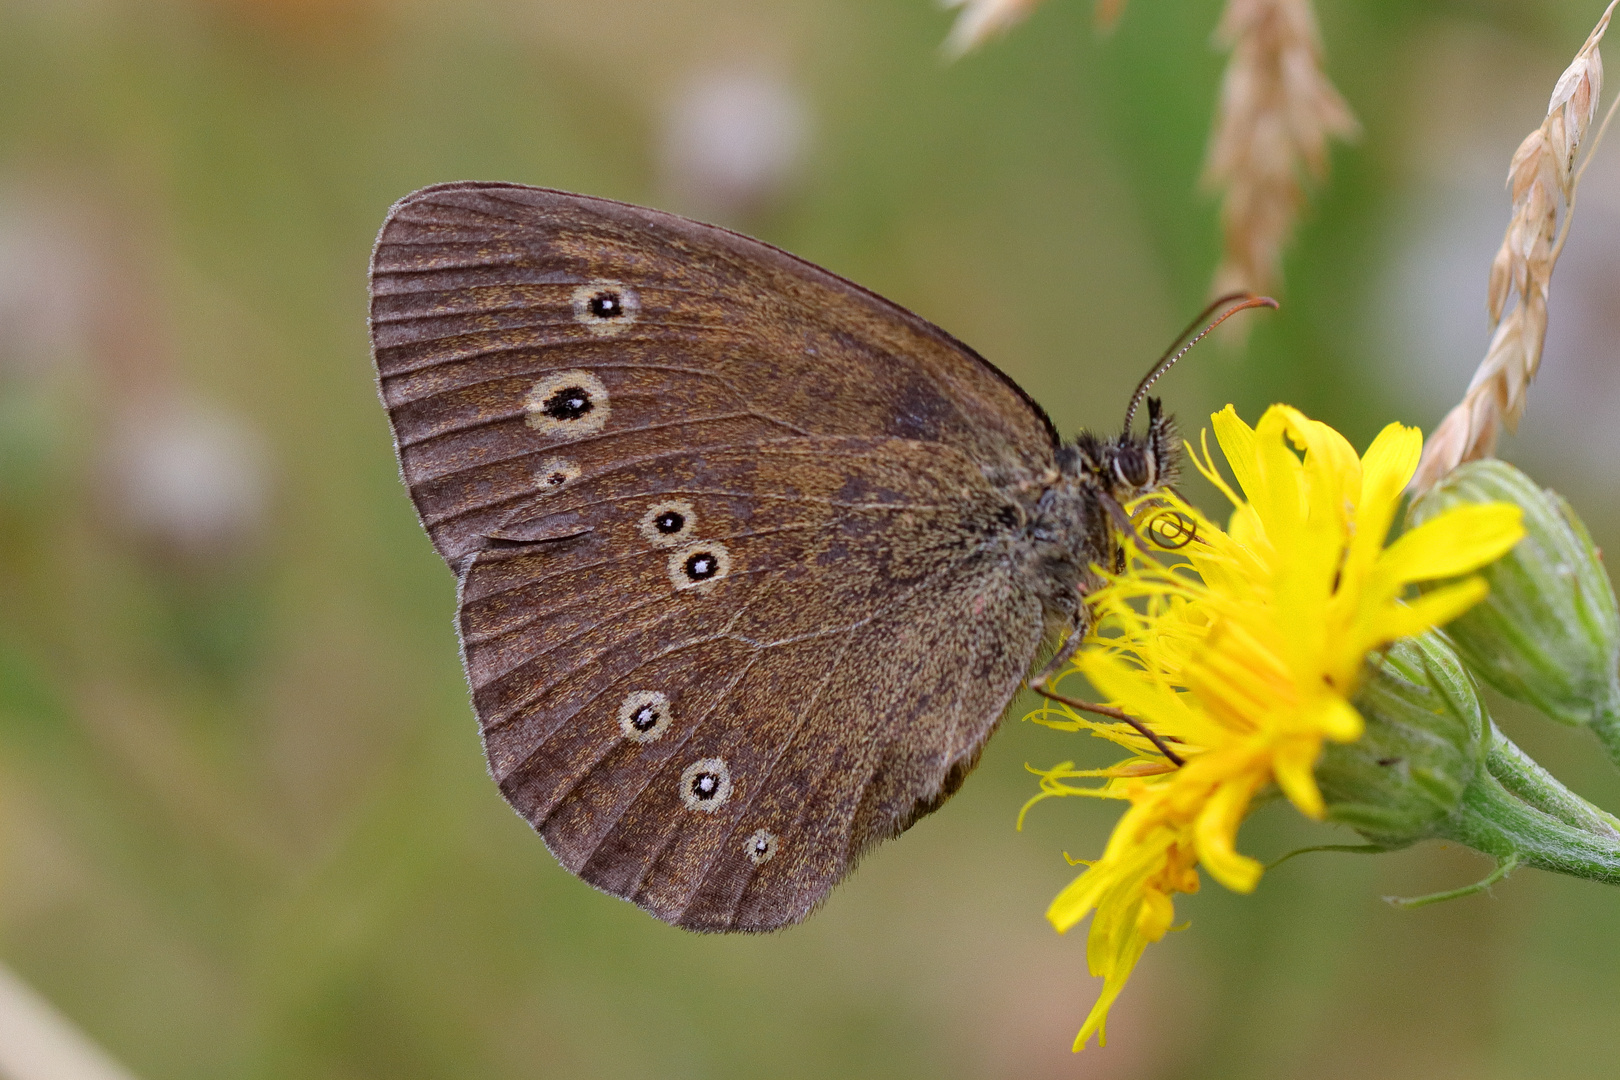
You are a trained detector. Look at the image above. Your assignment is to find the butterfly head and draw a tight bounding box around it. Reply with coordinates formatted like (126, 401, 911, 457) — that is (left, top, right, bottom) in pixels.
(1068, 396, 1178, 506)
(1086, 291, 1270, 506)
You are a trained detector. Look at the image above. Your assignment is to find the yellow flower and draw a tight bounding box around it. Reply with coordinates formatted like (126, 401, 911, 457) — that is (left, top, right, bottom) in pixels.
(1030, 404, 1524, 1050)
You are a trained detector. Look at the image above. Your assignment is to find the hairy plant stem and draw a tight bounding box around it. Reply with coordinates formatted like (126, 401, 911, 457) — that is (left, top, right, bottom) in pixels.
(1438, 725, 1620, 884)
(1484, 721, 1620, 839)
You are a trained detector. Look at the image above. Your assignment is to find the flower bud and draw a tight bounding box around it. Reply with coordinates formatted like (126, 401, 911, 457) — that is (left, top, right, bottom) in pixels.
(1407, 460, 1620, 756)
(1315, 632, 1485, 846)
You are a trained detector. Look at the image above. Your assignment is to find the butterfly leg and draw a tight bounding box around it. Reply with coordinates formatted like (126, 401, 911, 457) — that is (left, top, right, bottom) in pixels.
(1027, 617, 1085, 695)
(1026, 597, 1186, 767)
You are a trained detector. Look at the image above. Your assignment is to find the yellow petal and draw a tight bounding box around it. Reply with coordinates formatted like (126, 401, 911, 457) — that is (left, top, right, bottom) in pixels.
(1278, 405, 1363, 518)
(1136, 888, 1176, 942)
(1375, 503, 1524, 587)
(1193, 776, 1265, 892)
(1366, 579, 1491, 642)
(1249, 407, 1309, 545)
(1210, 405, 1260, 504)
(1315, 692, 1365, 742)
(1079, 652, 1167, 718)
(1072, 932, 1151, 1050)
(1358, 422, 1422, 509)
(1272, 738, 1328, 818)
(1047, 866, 1107, 933)
(1190, 427, 1248, 513)
(1342, 423, 1424, 591)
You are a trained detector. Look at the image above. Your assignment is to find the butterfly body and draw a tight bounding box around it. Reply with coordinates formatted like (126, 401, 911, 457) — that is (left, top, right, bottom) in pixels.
(370, 183, 1173, 930)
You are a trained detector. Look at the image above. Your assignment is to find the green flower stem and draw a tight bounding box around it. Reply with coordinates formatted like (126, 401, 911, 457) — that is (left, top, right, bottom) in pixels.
(1484, 721, 1620, 840)
(1440, 754, 1620, 886)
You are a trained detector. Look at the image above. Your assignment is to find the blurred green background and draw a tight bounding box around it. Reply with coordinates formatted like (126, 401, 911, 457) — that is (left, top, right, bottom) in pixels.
(2, 0, 1620, 1077)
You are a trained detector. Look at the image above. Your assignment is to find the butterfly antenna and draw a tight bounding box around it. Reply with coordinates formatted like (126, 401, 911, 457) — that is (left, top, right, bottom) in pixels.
(1122, 294, 1279, 432)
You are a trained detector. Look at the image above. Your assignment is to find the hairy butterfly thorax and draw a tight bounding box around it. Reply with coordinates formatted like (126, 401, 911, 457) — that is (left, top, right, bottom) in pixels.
(1004, 397, 1180, 645)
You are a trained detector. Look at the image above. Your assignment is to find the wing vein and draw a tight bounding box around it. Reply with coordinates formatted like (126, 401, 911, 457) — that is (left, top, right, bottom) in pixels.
(398, 408, 812, 449)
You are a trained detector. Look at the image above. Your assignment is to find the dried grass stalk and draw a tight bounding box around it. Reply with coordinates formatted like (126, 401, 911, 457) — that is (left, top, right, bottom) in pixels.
(943, 0, 1353, 301)
(0, 963, 143, 1080)
(941, 0, 1124, 57)
(941, 0, 1049, 57)
(1204, 0, 1358, 298)
(1410, 0, 1618, 495)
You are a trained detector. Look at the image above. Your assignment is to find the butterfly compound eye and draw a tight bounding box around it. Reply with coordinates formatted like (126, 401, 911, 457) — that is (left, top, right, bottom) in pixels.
(571, 280, 640, 337)
(1112, 446, 1150, 489)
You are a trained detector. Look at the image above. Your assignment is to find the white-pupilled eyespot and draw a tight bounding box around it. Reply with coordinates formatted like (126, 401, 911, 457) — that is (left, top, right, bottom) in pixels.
(667, 540, 731, 591)
(534, 456, 580, 493)
(744, 828, 778, 865)
(618, 690, 672, 743)
(570, 280, 640, 337)
(524, 370, 610, 438)
(639, 500, 696, 547)
(680, 758, 733, 811)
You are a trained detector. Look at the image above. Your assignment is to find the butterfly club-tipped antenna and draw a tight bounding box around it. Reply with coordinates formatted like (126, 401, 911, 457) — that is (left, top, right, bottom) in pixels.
(1121, 293, 1279, 434)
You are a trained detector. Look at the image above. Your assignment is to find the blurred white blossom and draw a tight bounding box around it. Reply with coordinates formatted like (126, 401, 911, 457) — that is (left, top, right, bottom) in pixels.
(101, 396, 272, 561)
(0, 195, 93, 380)
(656, 69, 811, 224)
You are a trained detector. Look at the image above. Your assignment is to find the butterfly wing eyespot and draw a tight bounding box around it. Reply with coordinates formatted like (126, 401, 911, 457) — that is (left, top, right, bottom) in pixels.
(617, 690, 673, 743)
(679, 758, 733, 812)
(533, 457, 581, 493)
(744, 829, 778, 865)
(639, 500, 697, 548)
(667, 541, 732, 591)
(524, 370, 610, 438)
(570, 280, 640, 336)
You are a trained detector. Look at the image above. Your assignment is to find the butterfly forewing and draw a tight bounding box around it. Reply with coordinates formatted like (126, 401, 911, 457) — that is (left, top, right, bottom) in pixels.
(369, 183, 1060, 929)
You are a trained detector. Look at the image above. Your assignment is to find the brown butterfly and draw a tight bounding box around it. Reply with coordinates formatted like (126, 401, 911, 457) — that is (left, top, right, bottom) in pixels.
(368, 182, 1225, 932)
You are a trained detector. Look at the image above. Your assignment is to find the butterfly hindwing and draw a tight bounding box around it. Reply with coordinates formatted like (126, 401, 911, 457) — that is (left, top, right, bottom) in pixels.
(460, 437, 1043, 929)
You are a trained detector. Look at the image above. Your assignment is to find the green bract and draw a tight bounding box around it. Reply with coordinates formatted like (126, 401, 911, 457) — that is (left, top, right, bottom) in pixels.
(1317, 632, 1484, 846)
(1408, 460, 1620, 762)
(1317, 630, 1620, 894)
